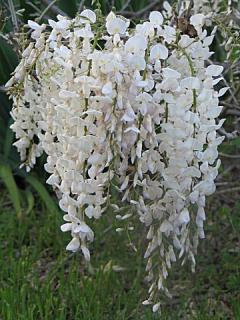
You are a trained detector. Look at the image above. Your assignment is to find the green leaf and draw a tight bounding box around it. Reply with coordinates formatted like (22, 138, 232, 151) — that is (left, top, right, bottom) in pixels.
(3, 119, 14, 160)
(0, 38, 18, 80)
(24, 189, 35, 214)
(58, 0, 77, 17)
(25, 175, 58, 214)
(0, 162, 22, 216)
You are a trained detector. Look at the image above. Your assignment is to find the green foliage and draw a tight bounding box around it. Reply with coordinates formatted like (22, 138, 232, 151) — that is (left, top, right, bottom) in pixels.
(25, 175, 58, 215)
(0, 191, 239, 319)
(0, 163, 22, 216)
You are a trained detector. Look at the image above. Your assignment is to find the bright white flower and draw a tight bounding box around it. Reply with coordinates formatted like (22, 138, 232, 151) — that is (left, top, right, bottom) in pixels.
(162, 67, 181, 79)
(160, 25, 176, 43)
(125, 35, 147, 54)
(28, 20, 45, 39)
(179, 208, 190, 224)
(28, 20, 41, 30)
(149, 11, 163, 25)
(180, 77, 201, 90)
(80, 9, 96, 23)
(49, 17, 70, 30)
(66, 237, 80, 252)
(74, 25, 94, 38)
(81, 245, 90, 261)
(127, 54, 146, 70)
(106, 13, 129, 35)
(206, 65, 224, 77)
(150, 44, 168, 60)
(152, 302, 161, 313)
(190, 14, 205, 28)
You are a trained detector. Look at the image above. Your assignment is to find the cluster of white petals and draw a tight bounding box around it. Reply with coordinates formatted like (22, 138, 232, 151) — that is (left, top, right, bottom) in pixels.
(7, 4, 227, 312)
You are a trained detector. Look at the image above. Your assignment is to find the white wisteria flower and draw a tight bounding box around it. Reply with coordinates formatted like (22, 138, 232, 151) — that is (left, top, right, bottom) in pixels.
(106, 12, 129, 35)
(7, 3, 226, 313)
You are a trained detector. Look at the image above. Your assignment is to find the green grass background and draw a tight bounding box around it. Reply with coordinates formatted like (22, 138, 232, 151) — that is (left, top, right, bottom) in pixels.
(0, 181, 239, 319)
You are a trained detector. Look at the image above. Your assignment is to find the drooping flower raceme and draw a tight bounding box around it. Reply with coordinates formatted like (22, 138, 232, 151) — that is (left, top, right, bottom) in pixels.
(6, 6, 227, 313)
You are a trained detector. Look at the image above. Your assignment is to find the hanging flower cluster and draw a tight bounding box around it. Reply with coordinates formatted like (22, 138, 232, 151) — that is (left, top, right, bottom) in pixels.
(6, 4, 227, 313)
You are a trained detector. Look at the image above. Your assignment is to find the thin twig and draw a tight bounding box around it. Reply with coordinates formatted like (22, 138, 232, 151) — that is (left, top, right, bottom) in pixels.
(38, 0, 58, 22)
(219, 152, 240, 159)
(41, 0, 68, 17)
(216, 186, 240, 194)
(78, 0, 86, 12)
(222, 76, 239, 106)
(26, 1, 42, 14)
(119, 0, 160, 18)
(222, 101, 240, 111)
(225, 109, 240, 116)
(218, 127, 239, 140)
(216, 181, 237, 186)
(216, 164, 235, 181)
(119, 0, 132, 13)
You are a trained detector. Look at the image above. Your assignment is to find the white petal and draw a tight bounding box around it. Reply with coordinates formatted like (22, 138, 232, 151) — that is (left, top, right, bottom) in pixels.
(162, 67, 181, 79)
(106, 17, 128, 35)
(63, 214, 72, 222)
(85, 205, 94, 219)
(180, 77, 200, 90)
(59, 90, 77, 99)
(218, 87, 229, 97)
(149, 11, 163, 25)
(56, 19, 70, 30)
(74, 27, 94, 38)
(197, 207, 206, 220)
(66, 237, 80, 252)
(124, 126, 140, 133)
(120, 175, 129, 191)
(102, 82, 113, 96)
(81, 245, 90, 261)
(128, 55, 146, 70)
(179, 208, 190, 224)
(28, 20, 40, 30)
(190, 14, 205, 27)
(125, 35, 147, 53)
(212, 77, 223, 85)
(48, 19, 57, 28)
(150, 44, 168, 60)
(203, 35, 214, 47)
(81, 9, 96, 23)
(46, 174, 59, 185)
(206, 65, 224, 77)
(79, 223, 92, 233)
(61, 223, 72, 232)
(152, 302, 161, 313)
(179, 35, 194, 48)
(121, 213, 132, 220)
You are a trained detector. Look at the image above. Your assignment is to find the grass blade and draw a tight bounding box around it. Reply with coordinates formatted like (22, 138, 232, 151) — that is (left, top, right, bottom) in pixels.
(3, 119, 14, 160)
(25, 175, 58, 214)
(0, 162, 22, 217)
(24, 189, 35, 214)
